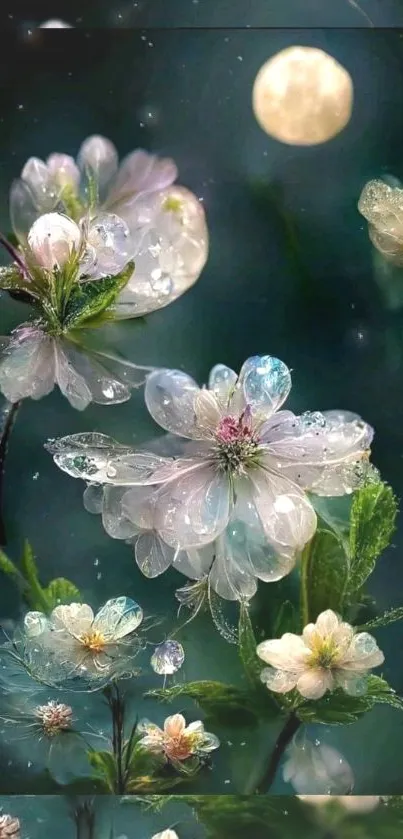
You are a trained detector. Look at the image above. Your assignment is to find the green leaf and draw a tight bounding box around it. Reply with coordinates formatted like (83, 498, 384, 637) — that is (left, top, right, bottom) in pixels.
(365, 675, 403, 711)
(63, 261, 134, 329)
(238, 602, 265, 688)
(297, 688, 374, 725)
(87, 750, 117, 792)
(273, 600, 299, 637)
(148, 681, 261, 727)
(43, 578, 81, 609)
(0, 550, 24, 582)
(348, 481, 397, 594)
(0, 265, 26, 290)
(302, 529, 349, 622)
(357, 607, 403, 631)
(20, 540, 50, 612)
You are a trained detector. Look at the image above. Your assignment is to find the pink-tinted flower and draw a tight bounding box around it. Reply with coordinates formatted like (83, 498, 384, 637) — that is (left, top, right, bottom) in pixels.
(0, 816, 20, 839)
(48, 355, 374, 596)
(138, 713, 219, 766)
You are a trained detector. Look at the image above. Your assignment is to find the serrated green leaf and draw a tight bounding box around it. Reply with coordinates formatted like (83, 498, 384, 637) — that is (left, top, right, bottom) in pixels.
(87, 750, 117, 792)
(365, 675, 403, 711)
(63, 261, 134, 329)
(357, 607, 403, 631)
(44, 577, 81, 608)
(148, 681, 261, 727)
(273, 600, 299, 637)
(348, 482, 397, 594)
(301, 529, 349, 623)
(297, 689, 374, 725)
(238, 602, 265, 688)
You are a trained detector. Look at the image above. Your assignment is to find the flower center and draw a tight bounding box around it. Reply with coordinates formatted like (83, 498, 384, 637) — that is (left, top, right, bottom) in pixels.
(308, 638, 339, 669)
(214, 411, 259, 473)
(80, 628, 106, 653)
(164, 731, 202, 761)
(35, 700, 73, 737)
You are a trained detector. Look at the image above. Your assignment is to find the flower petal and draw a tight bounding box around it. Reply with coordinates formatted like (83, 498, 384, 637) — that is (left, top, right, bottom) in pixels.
(106, 149, 177, 209)
(341, 633, 385, 671)
(173, 545, 214, 580)
(93, 596, 143, 639)
(264, 411, 374, 496)
(83, 484, 104, 514)
(60, 342, 132, 406)
(208, 363, 238, 408)
(145, 368, 201, 437)
(164, 713, 186, 736)
(135, 532, 175, 578)
(0, 327, 56, 403)
(102, 486, 139, 539)
(209, 535, 258, 601)
(10, 179, 42, 242)
(193, 390, 222, 437)
(77, 135, 119, 191)
(260, 666, 298, 693)
(235, 355, 292, 419)
(154, 464, 230, 549)
(250, 469, 317, 551)
(257, 635, 309, 669)
(315, 610, 341, 638)
(54, 343, 92, 411)
(51, 603, 94, 636)
(46, 153, 80, 189)
(296, 669, 334, 699)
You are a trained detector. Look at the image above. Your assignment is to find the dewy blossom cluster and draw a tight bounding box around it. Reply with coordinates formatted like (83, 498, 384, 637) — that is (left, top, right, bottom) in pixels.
(0, 135, 208, 409)
(48, 354, 374, 600)
(257, 609, 384, 699)
(14, 597, 144, 690)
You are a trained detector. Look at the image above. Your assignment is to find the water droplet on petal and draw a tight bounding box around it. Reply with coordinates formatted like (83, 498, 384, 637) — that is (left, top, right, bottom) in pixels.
(150, 639, 185, 675)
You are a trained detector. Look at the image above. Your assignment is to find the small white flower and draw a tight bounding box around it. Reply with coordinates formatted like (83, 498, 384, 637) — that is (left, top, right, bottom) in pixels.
(0, 816, 20, 839)
(20, 597, 144, 690)
(299, 795, 380, 813)
(358, 178, 403, 265)
(138, 713, 219, 765)
(257, 609, 384, 699)
(28, 213, 81, 271)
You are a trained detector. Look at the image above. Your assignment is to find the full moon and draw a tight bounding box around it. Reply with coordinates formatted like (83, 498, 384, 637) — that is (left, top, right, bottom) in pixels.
(252, 46, 353, 146)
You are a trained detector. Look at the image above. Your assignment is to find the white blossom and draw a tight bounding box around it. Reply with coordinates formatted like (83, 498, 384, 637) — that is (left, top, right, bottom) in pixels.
(0, 816, 20, 839)
(299, 795, 380, 812)
(257, 609, 384, 699)
(18, 597, 144, 690)
(283, 733, 354, 794)
(138, 713, 219, 767)
(358, 178, 403, 265)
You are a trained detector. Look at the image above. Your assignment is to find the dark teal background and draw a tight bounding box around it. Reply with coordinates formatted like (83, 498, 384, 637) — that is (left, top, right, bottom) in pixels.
(1, 28, 403, 794)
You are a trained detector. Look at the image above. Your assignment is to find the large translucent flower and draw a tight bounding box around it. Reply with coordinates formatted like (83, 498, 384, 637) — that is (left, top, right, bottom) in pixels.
(299, 795, 380, 812)
(11, 136, 208, 315)
(47, 356, 373, 596)
(0, 816, 20, 839)
(0, 325, 150, 409)
(138, 713, 219, 769)
(257, 609, 384, 699)
(358, 179, 403, 265)
(15, 597, 144, 691)
(283, 733, 354, 795)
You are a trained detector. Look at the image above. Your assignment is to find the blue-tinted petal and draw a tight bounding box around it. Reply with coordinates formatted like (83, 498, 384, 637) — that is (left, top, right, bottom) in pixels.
(237, 355, 291, 418)
(93, 596, 143, 639)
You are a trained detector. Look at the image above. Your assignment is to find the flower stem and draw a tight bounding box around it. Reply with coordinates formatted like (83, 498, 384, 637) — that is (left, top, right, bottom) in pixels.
(299, 540, 312, 629)
(254, 712, 301, 794)
(0, 400, 21, 546)
(73, 802, 95, 839)
(105, 681, 126, 794)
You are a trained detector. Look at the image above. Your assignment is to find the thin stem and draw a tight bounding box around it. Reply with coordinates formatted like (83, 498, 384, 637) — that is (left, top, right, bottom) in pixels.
(0, 400, 21, 546)
(105, 681, 126, 794)
(73, 802, 95, 839)
(254, 712, 301, 794)
(299, 540, 312, 629)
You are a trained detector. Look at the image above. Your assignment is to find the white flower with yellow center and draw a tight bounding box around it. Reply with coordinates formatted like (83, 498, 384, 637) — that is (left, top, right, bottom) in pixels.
(20, 597, 143, 689)
(257, 609, 384, 699)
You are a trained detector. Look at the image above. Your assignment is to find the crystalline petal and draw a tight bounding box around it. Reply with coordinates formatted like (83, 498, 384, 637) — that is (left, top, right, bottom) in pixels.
(236, 355, 292, 420)
(144, 368, 200, 438)
(208, 364, 238, 409)
(102, 485, 139, 539)
(134, 532, 175, 578)
(93, 596, 143, 639)
(0, 328, 56, 403)
(150, 640, 185, 675)
(154, 464, 230, 549)
(250, 469, 317, 551)
(54, 343, 92, 411)
(86, 213, 133, 279)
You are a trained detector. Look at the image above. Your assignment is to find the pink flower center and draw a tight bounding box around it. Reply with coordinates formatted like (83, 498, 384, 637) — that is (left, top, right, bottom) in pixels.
(215, 413, 253, 444)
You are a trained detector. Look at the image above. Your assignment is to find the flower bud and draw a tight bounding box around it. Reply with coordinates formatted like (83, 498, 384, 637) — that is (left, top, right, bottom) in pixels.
(28, 212, 81, 270)
(46, 153, 80, 189)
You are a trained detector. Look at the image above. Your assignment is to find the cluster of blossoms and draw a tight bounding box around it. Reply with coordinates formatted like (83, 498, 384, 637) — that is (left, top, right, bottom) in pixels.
(138, 713, 219, 770)
(11, 597, 145, 690)
(0, 817, 20, 839)
(48, 354, 374, 600)
(0, 135, 208, 409)
(257, 609, 384, 699)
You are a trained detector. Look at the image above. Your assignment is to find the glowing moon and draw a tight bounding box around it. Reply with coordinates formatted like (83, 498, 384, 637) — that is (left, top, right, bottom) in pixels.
(252, 46, 353, 146)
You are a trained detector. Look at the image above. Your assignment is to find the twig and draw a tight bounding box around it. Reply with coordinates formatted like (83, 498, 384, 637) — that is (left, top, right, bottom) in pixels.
(0, 400, 21, 546)
(254, 712, 301, 794)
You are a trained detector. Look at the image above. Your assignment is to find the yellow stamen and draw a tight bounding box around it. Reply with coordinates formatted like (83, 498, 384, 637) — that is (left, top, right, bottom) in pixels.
(79, 629, 106, 653)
